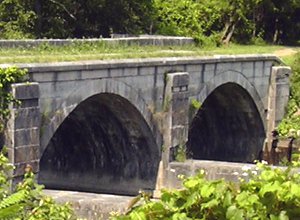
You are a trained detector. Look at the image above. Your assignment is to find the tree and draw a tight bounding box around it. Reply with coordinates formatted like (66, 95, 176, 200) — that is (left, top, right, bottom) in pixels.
(35, 0, 154, 38)
(0, 0, 36, 39)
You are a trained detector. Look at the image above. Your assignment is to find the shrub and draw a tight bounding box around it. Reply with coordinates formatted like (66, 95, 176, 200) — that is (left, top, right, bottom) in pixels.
(278, 52, 300, 137)
(0, 151, 76, 220)
(113, 162, 300, 219)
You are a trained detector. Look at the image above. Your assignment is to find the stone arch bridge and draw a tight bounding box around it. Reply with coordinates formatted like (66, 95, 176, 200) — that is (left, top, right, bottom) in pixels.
(4, 55, 291, 195)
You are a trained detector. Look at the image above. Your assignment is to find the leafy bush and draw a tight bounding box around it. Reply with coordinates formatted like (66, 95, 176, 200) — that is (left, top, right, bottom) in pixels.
(0, 67, 27, 133)
(278, 52, 300, 137)
(113, 162, 300, 219)
(0, 151, 76, 220)
(0, 0, 36, 39)
(153, 0, 223, 47)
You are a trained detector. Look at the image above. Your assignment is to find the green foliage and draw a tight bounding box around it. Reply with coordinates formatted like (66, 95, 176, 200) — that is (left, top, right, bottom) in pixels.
(174, 144, 186, 162)
(190, 98, 201, 111)
(0, 151, 75, 220)
(153, 0, 202, 37)
(0, 43, 284, 64)
(0, 0, 36, 39)
(278, 52, 300, 137)
(0, 67, 27, 132)
(152, 0, 224, 46)
(0, 0, 300, 45)
(113, 163, 300, 219)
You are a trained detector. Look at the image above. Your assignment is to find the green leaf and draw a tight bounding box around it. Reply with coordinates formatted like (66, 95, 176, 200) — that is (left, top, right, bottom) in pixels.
(200, 184, 214, 198)
(129, 211, 146, 220)
(201, 198, 219, 209)
(184, 179, 199, 189)
(226, 206, 244, 220)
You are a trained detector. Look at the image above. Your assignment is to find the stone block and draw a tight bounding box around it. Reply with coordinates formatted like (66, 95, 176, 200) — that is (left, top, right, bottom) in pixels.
(14, 107, 40, 129)
(14, 128, 39, 147)
(172, 73, 189, 87)
(81, 69, 109, 79)
(123, 67, 138, 76)
(186, 64, 202, 73)
(275, 67, 291, 83)
(29, 72, 56, 82)
(263, 61, 274, 76)
(253, 61, 264, 77)
(12, 83, 39, 100)
(216, 63, 232, 74)
(203, 68, 215, 82)
(172, 107, 189, 125)
(276, 83, 290, 98)
(241, 62, 255, 78)
(231, 62, 242, 73)
(14, 145, 39, 163)
(17, 99, 39, 108)
(138, 66, 156, 76)
(109, 68, 123, 77)
(57, 70, 81, 81)
(171, 127, 188, 146)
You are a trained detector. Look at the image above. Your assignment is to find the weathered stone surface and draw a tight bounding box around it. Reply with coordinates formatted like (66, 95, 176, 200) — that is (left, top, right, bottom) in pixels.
(14, 145, 39, 163)
(44, 190, 135, 220)
(167, 160, 256, 189)
(5, 82, 40, 180)
(4, 55, 290, 195)
(12, 83, 39, 100)
(14, 107, 40, 129)
(172, 73, 189, 88)
(0, 36, 195, 48)
(14, 128, 39, 147)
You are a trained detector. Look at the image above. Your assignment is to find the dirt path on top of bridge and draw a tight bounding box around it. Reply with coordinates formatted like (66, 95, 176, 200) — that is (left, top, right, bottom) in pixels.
(273, 47, 300, 57)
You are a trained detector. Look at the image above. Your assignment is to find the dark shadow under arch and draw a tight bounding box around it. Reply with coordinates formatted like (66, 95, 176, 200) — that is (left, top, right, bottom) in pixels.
(187, 83, 265, 163)
(39, 93, 160, 195)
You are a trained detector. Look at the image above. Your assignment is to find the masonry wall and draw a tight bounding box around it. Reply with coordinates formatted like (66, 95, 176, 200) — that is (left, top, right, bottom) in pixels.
(5, 83, 40, 182)
(16, 55, 282, 156)
(1, 55, 289, 185)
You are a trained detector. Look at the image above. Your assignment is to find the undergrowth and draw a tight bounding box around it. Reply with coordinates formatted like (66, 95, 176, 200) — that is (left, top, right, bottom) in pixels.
(113, 162, 300, 219)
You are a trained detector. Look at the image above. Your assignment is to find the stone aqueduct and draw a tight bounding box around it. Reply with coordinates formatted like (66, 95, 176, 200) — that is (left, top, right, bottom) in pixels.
(3, 55, 291, 195)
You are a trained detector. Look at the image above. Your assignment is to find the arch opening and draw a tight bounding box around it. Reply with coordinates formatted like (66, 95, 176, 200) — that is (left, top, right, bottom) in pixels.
(187, 83, 265, 163)
(39, 93, 160, 195)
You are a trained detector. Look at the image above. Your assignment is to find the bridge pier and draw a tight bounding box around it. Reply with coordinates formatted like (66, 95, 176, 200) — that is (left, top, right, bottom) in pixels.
(264, 66, 291, 162)
(162, 72, 189, 165)
(155, 72, 189, 195)
(5, 82, 40, 184)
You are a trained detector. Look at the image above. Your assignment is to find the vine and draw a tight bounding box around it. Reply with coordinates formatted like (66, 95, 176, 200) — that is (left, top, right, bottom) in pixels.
(0, 67, 27, 132)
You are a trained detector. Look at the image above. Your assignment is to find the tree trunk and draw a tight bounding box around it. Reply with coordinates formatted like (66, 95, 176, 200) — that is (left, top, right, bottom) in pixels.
(223, 23, 236, 45)
(34, 0, 42, 38)
(272, 18, 279, 44)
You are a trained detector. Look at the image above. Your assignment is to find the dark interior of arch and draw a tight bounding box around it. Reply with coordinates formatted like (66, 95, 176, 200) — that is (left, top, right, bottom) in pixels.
(39, 93, 160, 196)
(187, 83, 265, 163)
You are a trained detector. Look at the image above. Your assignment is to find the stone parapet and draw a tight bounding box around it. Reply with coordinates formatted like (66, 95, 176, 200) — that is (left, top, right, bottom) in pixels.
(0, 36, 194, 48)
(0, 55, 282, 73)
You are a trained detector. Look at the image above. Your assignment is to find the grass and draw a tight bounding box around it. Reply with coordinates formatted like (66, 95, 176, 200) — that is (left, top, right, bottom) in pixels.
(0, 41, 289, 64)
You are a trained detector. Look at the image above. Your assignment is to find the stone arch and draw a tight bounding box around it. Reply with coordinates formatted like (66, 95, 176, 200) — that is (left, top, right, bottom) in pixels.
(40, 78, 156, 156)
(187, 70, 266, 163)
(39, 79, 160, 195)
(198, 70, 266, 123)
